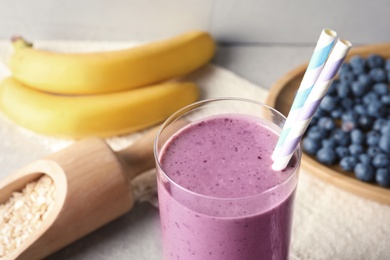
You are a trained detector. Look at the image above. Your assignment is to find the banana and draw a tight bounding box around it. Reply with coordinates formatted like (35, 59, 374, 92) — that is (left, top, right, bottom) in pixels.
(10, 31, 215, 95)
(0, 77, 199, 138)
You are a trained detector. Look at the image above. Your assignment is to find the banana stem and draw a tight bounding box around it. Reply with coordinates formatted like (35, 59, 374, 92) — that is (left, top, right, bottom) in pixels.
(11, 36, 33, 49)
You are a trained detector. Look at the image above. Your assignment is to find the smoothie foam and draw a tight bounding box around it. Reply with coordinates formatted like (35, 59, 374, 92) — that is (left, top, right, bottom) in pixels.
(157, 114, 298, 260)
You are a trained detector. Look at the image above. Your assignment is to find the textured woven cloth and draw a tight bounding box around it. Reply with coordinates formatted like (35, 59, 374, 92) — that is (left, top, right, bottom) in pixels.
(0, 41, 389, 260)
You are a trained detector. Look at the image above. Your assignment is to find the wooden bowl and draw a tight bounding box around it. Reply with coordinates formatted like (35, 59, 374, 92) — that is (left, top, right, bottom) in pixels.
(266, 43, 390, 205)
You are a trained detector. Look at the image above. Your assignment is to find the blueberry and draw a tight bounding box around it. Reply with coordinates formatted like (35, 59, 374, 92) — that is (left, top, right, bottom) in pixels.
(332, 129, 351, 146)
(366, 130, 381, 146)
(372, 153, 390, 168)
(373, 83, 389, 95)
(350, 129, 365, 144)
(379, 134, 390, 153)
(352, 67, 367, 76)
(316, 147, 338, 165)
(330, 109, 343, 119)
(349, 144, 364, 155)
(363, 92, 380, 105)
(317, 117, 336, 131)
(367, 102, 387, 118)
(354, 163, 375, 182)
(373, 118, 388, 131)
(341, 98, 355, 110)
(349, 56, 367, 74)
(369, 68, 387, 83)
(340, 156, 358, 171)
(351, 81, 369, 97)
(339, 63, 352, 73)
(358, 115, 374, 131)
(321, 138, 337, 149)
(342, 111, 358, 121)
(358, 154, 371, 165)
(368, 146, 382, 157)
(376, 168, 390, 187)
(367, 54, 385, 69)
(380, 121, 390, 135)
(385, 59, 390, 71)
(319, 96, 338, 112)
(339, 71, 355, 84)
(357, 73, 373, 87)
(381, 95, 390, 106)
(308, 117, 320, 129)
(353, 104, 366, 115)
(327, 80, 339, 96)
(303, 137, 321, 155)
(306, 126, 328, 140)
(336, 146, 350, 158)
(309, 117, 319, 128)
(313, 107, 328, 119)
(336, 82, 351, 98)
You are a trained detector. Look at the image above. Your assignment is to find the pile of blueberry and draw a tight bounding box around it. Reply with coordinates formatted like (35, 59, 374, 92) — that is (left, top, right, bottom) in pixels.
(302, 54, 390, 187)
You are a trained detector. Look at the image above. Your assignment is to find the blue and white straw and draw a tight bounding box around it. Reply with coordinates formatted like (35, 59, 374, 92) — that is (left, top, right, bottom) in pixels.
(272, 29, 337, 161)
(272, 39, 352, 171)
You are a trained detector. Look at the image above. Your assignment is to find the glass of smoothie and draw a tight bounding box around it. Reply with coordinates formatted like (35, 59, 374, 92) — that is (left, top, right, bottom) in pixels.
(154, 97, 301, 260)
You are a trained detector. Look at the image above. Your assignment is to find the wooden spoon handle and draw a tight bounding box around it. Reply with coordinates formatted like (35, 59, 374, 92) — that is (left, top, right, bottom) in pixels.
(116, 125, 161, 179)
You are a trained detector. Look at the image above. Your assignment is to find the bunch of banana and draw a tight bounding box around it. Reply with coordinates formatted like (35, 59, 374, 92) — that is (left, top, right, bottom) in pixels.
(0, 31, 215, 138)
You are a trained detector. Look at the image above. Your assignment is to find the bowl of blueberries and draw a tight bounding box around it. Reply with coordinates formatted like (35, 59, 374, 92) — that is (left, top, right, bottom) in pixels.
(267, 43, 390, 205)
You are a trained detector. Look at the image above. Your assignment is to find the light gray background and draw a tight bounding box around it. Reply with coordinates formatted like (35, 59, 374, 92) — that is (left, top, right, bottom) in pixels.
(0, 0, 389, 44)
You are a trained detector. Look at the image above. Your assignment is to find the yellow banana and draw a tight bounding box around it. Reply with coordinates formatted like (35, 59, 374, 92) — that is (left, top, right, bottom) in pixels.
(0, 77, 199, 138)
(9, 31, 215, 95)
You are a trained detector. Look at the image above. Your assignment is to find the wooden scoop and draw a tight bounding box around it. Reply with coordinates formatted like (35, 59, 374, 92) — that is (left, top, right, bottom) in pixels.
(0, 125, 160, 260)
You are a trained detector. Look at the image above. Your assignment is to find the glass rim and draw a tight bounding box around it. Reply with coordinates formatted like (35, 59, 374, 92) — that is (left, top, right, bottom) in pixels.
(154, 97, 302, 202)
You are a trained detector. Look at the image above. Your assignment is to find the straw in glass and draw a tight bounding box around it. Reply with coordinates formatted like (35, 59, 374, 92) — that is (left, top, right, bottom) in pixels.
(272, 29, 337, 160)
(272, 38, 352, 171)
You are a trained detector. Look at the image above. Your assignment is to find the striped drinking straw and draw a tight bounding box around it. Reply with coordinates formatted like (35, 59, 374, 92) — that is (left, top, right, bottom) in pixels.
(272, 29, 337, 161)
(272, 39, 352, 171)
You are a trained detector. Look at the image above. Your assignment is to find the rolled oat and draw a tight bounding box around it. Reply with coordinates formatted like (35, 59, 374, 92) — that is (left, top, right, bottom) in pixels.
(0, 175, 55, 259)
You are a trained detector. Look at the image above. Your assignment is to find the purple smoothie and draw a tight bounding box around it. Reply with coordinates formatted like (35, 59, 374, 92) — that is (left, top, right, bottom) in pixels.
(157, 114, 299, 260)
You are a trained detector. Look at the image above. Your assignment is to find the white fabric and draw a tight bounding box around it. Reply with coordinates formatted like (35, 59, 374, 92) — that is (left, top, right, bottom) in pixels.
(0, 40, 389, 260)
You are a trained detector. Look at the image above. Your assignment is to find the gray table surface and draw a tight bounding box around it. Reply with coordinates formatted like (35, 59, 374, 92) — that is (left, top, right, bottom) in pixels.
(0, 44, 320, 259)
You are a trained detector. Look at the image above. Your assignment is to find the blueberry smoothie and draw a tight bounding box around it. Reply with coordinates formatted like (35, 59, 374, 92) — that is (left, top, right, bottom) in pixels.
(156, 114, 299, 260)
